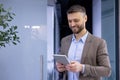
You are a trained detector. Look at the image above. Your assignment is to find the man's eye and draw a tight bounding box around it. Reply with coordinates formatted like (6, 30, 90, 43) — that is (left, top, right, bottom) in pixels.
(74, 19, 79, 22)
(68, 20, 72, 23)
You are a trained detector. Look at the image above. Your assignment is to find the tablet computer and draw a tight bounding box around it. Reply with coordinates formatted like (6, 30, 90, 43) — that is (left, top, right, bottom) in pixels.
(53, 54, 70, 65)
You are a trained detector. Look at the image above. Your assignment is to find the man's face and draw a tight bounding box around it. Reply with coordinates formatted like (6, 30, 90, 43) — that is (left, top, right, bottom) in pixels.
(67, 12, 87, 34)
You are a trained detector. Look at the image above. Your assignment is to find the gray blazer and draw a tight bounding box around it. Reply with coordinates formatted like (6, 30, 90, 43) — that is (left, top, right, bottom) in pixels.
(59, 32, 111, 80)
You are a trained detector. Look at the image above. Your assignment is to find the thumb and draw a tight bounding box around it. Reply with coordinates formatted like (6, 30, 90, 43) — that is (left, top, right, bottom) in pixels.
(70, 61, 76, 64)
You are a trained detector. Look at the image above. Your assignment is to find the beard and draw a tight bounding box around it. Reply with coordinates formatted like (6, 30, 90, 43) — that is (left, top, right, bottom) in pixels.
(70, 24, 84, 34)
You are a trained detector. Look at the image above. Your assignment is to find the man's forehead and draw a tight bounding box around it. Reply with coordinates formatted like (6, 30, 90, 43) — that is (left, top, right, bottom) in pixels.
(67, 12, 82, 18)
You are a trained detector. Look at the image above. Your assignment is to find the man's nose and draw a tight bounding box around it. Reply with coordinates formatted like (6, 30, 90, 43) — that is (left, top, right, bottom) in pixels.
(70, 21, 75, 27)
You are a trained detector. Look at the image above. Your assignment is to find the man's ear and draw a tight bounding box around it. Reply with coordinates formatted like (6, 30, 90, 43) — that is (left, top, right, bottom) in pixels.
(84, 15, 87, 22)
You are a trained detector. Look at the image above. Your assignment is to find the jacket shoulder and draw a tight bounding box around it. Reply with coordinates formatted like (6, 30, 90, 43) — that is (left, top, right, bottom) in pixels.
(88, 33, 106, 42)
(61, 34, 72, 41)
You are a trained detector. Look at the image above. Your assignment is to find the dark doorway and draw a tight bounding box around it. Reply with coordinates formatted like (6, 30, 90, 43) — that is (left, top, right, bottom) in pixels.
(55, 0, 92, 40)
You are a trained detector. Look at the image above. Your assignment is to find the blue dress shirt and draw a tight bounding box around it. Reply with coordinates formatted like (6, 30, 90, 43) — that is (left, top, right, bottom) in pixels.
(68, 32, 88, 80)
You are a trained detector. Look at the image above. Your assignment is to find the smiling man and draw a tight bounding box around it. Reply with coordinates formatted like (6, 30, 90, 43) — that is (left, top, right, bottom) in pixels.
(56, 5, 111, 80)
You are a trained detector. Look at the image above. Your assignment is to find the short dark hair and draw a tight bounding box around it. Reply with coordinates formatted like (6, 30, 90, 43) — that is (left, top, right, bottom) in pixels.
(67, 5, 86, 15)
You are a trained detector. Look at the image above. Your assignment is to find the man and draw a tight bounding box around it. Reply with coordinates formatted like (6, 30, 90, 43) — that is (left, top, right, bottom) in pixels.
(56, 5, 111, 80)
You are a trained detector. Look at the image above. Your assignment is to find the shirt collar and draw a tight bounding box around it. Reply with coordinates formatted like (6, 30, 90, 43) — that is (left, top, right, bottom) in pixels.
(72, 31, 88, 43)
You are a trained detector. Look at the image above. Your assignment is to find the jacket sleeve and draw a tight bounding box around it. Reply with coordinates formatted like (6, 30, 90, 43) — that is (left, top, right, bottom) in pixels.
(83, 40, 111, 77)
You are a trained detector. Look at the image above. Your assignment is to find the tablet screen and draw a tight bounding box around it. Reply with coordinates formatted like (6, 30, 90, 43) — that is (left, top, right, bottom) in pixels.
(53, 54, 70, 65)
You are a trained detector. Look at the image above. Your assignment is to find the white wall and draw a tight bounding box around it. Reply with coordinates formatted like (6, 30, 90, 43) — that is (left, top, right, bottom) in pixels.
(47, 6, 54, 80)
(0, 0, 47, 80)
(93, 0, 101, 37)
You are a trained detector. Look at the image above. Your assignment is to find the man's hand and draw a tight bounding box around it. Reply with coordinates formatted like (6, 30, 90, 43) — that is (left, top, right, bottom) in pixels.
(56, 62, 66, 72)
(66, 61, 83, 72)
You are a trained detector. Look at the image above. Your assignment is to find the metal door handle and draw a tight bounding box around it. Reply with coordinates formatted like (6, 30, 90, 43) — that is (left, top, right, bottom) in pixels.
(40, 55, 43, 80)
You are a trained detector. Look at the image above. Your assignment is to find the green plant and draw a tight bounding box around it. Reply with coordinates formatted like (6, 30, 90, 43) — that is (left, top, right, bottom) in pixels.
(0, 4, 20, 48)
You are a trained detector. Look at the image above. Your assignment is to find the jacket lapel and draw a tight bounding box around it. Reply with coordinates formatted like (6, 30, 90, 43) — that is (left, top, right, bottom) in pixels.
(65, 35, 72, 56)
(81, 33, 93, 63)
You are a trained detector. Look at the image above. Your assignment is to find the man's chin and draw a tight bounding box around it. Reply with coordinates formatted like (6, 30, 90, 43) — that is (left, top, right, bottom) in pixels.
(73, 31, 79, 34)
(72, 30, 82, 34)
